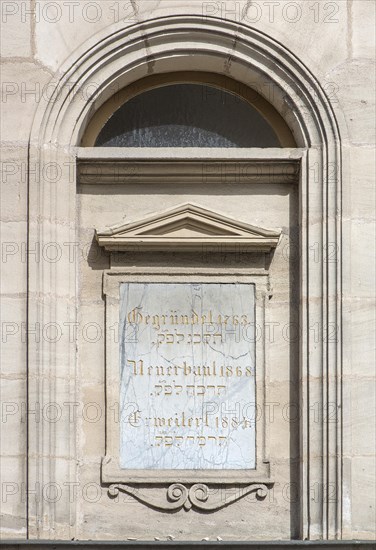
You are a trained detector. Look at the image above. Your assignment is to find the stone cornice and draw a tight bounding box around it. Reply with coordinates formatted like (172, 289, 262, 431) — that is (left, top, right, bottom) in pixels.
(77, 149, 301, 186)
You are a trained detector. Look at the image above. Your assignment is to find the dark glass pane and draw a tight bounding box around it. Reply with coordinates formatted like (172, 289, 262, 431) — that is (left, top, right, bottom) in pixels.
(95, 84, 280, 147)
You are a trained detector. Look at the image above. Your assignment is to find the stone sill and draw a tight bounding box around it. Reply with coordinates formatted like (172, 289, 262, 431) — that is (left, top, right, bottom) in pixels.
(1, 541, 374, 550)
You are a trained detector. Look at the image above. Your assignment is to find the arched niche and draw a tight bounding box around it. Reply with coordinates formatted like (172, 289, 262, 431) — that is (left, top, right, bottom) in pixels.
(28, 15, 342, 542)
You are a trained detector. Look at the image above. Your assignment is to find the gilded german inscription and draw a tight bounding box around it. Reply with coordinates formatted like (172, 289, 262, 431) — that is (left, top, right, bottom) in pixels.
(119, 283, 256, 469)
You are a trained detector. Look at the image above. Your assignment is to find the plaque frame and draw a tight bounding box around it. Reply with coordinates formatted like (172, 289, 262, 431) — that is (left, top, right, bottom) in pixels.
(101, 267, 273, 487)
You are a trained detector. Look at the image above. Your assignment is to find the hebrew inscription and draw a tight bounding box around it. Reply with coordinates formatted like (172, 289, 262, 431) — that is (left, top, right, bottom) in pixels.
(119, 283, 256, 470)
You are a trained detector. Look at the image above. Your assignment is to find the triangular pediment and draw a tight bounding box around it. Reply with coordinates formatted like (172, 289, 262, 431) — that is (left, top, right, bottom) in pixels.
(96, 203, 281, 252)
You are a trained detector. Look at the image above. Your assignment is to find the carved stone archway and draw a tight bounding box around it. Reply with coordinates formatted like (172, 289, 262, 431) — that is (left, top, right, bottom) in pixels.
(28, 16, 342, 540)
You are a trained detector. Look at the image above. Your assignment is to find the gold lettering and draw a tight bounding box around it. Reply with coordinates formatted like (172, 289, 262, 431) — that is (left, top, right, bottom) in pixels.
(127, 308, 142, 324)
(191, 311, 199, 325)
(126, 309, 250, 328)
(128, 360, 253, 377)
(169, 311, 179, 325)
(154, 417, 165, 427)
(183, 361, 191, 376)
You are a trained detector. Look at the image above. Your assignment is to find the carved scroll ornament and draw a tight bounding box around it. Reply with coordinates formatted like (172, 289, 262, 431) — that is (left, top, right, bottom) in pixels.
(108, 482, 270, 512)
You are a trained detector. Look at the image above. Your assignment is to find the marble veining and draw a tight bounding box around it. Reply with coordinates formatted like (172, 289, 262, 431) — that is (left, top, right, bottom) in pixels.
(119, 282, 256, 470)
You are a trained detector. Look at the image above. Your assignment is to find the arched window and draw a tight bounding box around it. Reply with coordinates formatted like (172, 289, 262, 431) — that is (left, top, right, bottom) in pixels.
(82, 73, 296, 148)
(95, 84, 281, 148)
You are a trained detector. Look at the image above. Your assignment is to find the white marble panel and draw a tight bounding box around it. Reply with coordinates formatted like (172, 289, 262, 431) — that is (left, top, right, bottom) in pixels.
(119, 282, 256, 469)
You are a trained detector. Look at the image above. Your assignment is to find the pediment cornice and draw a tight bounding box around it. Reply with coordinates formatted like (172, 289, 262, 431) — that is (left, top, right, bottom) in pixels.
(96, 203, 281, 252)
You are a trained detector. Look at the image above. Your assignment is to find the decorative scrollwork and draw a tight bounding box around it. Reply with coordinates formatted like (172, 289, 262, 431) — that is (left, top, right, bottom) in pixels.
(108, 482, 271, 512)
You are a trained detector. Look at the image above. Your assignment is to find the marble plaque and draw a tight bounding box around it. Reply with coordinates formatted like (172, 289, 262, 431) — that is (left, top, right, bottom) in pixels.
(119, 283, 256, 470)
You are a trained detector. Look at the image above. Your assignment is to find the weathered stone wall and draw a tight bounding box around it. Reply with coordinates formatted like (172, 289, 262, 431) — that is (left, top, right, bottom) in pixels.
(0, 0, 374, 541)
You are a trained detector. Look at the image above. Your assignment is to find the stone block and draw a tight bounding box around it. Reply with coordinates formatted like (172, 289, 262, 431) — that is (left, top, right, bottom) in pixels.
(346, 146, 376, 221)
(350, 456, 376, 537)
(78, 302, 105, 386)
(327, 60, 375, 146)
(0, 62, 52, 144)
(34, 1, 137, 71)
(0, 455, 27, 538)
(349, 378, 376, 457)
(343, 299, 376, 379)
(351, 0, 376, 59)
(0, 0, 32, 58)
(0, 378, 26, 467)
(350, 220, 376, 297)
(0, 296, 26, 377)
(80, 384, 106, 458)
(0, 221, 27, 295)
(0, 146, 28, 221)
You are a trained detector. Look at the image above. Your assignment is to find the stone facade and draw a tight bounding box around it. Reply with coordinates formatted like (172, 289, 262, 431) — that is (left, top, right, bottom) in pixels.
(0, 0, 375, 544)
